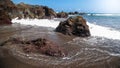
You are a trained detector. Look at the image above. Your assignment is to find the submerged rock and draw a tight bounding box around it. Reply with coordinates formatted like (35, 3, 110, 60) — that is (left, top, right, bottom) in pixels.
(6, 38, 66, 57)
(55, 16, 90, 37)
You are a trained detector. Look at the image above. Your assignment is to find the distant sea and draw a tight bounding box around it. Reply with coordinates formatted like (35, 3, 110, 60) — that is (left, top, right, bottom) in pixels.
(83, 13, 120, 31)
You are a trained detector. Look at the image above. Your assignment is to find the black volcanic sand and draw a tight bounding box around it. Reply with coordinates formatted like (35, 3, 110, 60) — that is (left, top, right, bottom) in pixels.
(0, 23, 120, 68)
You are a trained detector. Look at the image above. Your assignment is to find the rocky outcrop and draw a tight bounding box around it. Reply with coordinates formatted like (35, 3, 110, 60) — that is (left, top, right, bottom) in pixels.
(55, 16, 90, 37)
(16, 3, 45, 19)
(16, 3, 57, 19)
(0, 0, 68, 25)
(7, 37, 66, 57)
(57, 12, 68, 18)
(0, 0, 58, 19)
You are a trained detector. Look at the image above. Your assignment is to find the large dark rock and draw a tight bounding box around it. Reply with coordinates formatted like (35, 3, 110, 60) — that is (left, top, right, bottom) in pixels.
(57, 12, 68, 18)
(55, 16, 90, 37)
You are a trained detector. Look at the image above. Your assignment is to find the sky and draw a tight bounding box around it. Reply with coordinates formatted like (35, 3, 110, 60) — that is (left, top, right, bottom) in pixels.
(12, 0, 120, 13)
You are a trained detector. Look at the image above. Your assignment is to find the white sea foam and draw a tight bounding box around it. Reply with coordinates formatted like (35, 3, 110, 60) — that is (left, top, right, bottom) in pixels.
(12, 18, 60, 28)
(12, 18, 120, 40)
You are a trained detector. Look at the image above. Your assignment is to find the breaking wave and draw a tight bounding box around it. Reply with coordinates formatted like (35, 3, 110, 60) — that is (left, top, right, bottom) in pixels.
(88, 22, 120, 40)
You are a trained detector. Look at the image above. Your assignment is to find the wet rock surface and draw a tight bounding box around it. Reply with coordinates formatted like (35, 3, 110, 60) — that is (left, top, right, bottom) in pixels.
(55, 16, 90, 37)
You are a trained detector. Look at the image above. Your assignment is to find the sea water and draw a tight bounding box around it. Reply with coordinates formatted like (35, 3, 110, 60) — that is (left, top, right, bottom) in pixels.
(84, 13, 120, 30)
(83, 14, 120, 40)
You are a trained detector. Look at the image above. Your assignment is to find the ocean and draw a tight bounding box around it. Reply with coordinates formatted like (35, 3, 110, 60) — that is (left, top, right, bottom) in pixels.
(84, 13, 120, 30)
(0, 14, 120, 68)
(82, 13, 120, 56)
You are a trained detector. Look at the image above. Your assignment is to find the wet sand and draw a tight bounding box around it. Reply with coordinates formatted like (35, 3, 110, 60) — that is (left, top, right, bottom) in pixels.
(0, 47, 40, 68)
(0, 24, 120, 68)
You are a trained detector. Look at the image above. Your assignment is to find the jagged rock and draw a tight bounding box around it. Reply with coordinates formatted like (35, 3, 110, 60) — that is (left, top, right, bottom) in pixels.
(8, 38, 66, 57)
(57, 12, 68, 18)
(55, 16, 90, 37)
